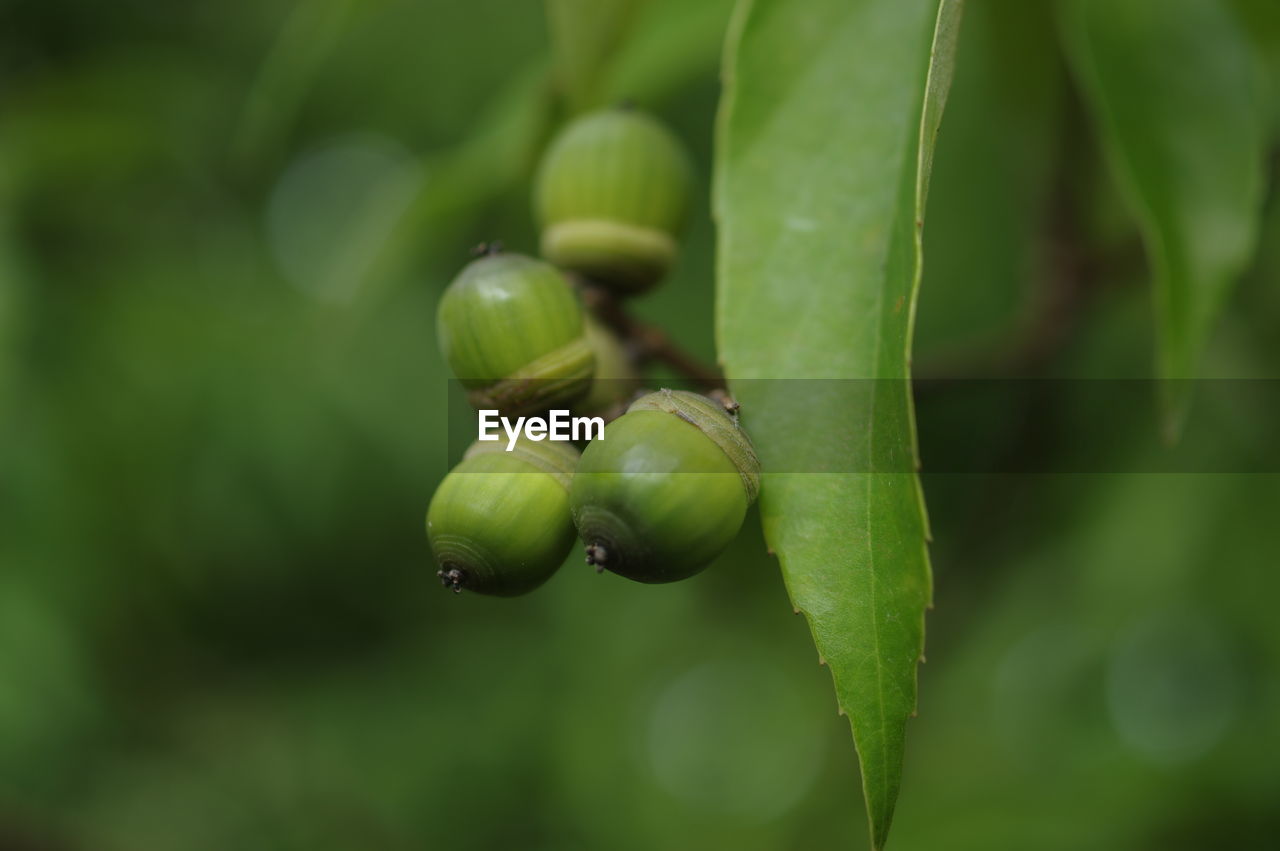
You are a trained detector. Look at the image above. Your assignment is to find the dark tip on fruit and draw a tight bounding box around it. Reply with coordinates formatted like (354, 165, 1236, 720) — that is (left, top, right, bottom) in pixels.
(470, 240, 504, 258)
(437, 565, 467, 593)
(585, 543, 609, 573)
(709, 388, 740, 414)
(617, 97, 636, 111)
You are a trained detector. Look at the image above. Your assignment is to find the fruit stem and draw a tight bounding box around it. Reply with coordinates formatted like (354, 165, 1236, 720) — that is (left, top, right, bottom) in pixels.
(581, 286, 724, 393)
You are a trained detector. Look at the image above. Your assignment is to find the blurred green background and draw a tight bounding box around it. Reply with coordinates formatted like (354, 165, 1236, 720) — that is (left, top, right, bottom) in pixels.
(1, 0, 1277, 848)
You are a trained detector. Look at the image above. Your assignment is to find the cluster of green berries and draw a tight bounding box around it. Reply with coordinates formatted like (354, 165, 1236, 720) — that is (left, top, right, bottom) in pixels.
(427, 106, 760, 596)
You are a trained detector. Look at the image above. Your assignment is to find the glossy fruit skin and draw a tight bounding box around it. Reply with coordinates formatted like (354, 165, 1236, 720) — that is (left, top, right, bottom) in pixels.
(570, 390, 760, 583)
(427, 438, 579, 596)
(437, 252, 594, 415)
(534, 108, 691, 294)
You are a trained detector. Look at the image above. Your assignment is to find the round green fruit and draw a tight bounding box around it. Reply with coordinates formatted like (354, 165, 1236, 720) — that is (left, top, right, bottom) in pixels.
(427, 437, 580, 596)
(570, 389, 760, 583)
(437, 250, 594, 415)
(534, 107, 691, 294)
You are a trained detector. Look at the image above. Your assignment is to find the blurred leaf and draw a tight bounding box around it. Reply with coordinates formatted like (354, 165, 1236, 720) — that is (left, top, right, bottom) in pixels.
(0, 579, 103, 798)
(603, 0, 736, 108)
(894, 470, 1280, 851)
(915, 0, 1065, 365)
(0, 169, 18, 410)
(715, 0, 961, 847)
(1058, 0, 1267, 431)
(5, 55, 232, 189)
(1229, 0, 1280, 137)
(232, 0, 355, 170)
(546, 0, 647, 113)
(266, 133, 422, 303)
(351, 61, 554, 313)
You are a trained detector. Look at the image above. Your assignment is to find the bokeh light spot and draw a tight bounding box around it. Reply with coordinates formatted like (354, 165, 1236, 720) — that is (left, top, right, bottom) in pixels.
(266, 134, 421, 302)
(646, 659, 825, 822)
(1106, 609, 1239, 764)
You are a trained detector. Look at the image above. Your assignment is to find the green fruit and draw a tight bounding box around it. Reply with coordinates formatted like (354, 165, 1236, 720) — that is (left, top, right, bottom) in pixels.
(427, 437, 580, 596)
(575, 316, 641, 417)
(437, 250, 594, 415)
(535, 107, 691, 294)
(570, 389, 760, 583)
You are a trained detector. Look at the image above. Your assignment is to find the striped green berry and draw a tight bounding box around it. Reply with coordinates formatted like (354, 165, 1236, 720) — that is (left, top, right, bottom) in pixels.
(570, 390, 760, 583)
(427, 437, 580, 596)
(437, 250, 594, 415)
(535, 107, 691, 294)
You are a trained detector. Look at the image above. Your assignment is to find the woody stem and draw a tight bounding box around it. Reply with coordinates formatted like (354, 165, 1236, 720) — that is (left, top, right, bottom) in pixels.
(581, 286, 724, 392)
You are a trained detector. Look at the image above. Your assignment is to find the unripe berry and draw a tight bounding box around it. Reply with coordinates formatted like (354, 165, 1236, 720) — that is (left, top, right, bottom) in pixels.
(427, 437, 580, 596)
(535, 107, 692, 294)
(570, 389, 760, 583)
(437, 250, 594, 415)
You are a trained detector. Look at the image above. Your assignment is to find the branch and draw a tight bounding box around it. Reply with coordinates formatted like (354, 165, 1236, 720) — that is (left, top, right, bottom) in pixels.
(580, 285, 725, 392)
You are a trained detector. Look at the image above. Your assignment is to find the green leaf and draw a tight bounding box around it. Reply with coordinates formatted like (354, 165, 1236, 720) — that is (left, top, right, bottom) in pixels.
(915, 0, 1065, 363)
(0, 176, 18, 415)
(1058, 0, 1268, 431)
(603, 0, 737, 108)
(547, 0, 736, 114)
(231, 0, 356, 170)
(715, 1, 962, 848)
(545, 0, 648, 113)
(1230, 0, 1280, 137)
